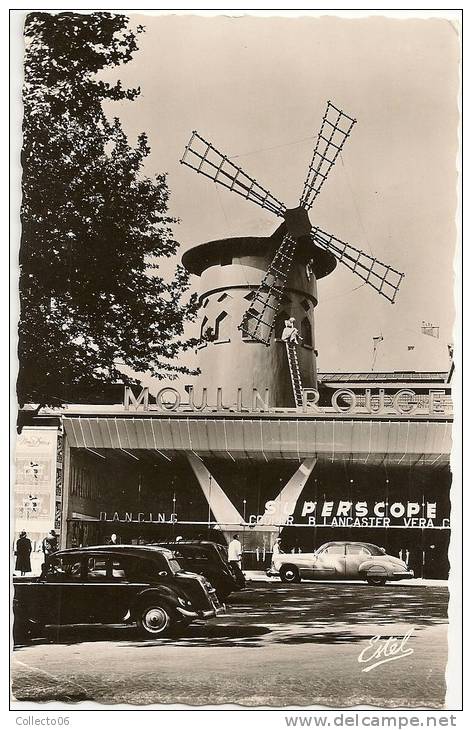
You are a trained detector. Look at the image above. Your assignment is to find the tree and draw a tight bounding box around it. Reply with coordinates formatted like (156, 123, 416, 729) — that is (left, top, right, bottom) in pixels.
(18, 12, 198, 408)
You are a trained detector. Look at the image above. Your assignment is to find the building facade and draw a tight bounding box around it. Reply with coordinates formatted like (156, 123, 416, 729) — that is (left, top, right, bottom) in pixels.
(14, 230, 454, 579)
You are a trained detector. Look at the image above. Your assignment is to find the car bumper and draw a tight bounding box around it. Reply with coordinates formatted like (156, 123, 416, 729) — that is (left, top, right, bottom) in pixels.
(390, 570, 415, 580)
(176, 604, 225, 619)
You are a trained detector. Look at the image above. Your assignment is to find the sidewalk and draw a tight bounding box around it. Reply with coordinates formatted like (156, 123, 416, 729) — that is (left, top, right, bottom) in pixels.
(244, 570, 448, 587)
(11, 562, 448, 587)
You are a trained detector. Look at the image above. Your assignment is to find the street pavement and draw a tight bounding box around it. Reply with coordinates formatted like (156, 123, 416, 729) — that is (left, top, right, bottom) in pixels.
(11, 581, 448, 708)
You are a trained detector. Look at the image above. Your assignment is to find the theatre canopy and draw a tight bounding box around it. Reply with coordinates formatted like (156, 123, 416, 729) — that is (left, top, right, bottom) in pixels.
(63, 413, 451, 467)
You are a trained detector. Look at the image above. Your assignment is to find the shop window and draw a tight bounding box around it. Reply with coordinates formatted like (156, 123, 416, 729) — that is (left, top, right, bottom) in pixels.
(214, 311, 230, 341)
(274, 310, 289, 340)
(301, 317, 313, 347)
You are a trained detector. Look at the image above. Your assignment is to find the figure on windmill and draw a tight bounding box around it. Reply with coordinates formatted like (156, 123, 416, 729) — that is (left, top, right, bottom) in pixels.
(281, 317, 302, 345)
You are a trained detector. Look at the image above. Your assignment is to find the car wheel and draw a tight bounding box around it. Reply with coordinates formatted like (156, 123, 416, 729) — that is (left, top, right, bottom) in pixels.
(136, 604, 173, 638)
(280, 565, 301, 583)
(367, 576, 387, 586)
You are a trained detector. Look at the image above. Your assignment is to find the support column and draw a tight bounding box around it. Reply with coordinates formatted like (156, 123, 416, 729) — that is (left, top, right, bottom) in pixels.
(186, 452, 244, 532)
(60, 434, 71, 549)
(257, 457, 317, 533)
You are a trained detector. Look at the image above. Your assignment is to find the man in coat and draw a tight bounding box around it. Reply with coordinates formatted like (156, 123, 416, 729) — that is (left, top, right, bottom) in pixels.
(42, 530, 58, 562)
(15, 531, 32, 575)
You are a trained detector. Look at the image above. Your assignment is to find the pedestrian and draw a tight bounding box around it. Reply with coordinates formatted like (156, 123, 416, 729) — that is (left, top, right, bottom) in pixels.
(42, 530, 58, 562)
(271, 536, 284, 571)
(15, 531, 32, 575)
(281, 317, 302, 344)
(399, 547, 410, 565)
(272, 537, 283, 555)
(228, 533, 245, 585)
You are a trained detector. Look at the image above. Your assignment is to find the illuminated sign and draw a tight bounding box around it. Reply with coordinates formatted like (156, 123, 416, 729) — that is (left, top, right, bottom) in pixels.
(97, 501, 449, 530)
(249, 499, 448, 529)
(100, 512, 178, 523)
(124, 386, 450, 416)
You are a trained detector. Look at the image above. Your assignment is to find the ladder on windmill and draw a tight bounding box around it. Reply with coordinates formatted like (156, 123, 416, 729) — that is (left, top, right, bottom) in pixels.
(285, 341, 303, 408)
(239, 234, 297, 345)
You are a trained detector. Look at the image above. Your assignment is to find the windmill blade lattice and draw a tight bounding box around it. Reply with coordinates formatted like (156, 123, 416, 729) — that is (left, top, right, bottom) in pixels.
(300, 101, 356, 211)
(181, 131, 287, 217)
(239, 234, 297, 345)
(311, 226, 404, 303)
(180, 111, 405, 349)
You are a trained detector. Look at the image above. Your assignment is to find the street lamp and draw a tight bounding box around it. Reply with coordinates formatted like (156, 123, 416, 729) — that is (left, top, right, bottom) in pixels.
(207, 474, 212, 538)
(242, 499, 247, 567)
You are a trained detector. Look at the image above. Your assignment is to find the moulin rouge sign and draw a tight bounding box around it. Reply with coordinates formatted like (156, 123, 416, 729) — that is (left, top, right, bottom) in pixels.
(123, 386, 449, 416)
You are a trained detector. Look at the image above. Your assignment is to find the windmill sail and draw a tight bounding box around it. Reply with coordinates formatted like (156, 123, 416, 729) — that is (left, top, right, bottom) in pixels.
(238, 234, 297, 345)
(180, 109, 405, 348)
(181, 131, 286, 217)
(311, 226, 404, 304)
(300, 101, 357, 211)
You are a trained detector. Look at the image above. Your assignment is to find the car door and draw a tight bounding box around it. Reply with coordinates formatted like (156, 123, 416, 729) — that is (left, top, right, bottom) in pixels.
(33, 554, 86, 626)
(82, 554, 130, 623)
(18, 558, 63, 626)
(84, 553, 157, 624)
(344, 544, 372, 578)
(312, 544, 346, 579)
(289, 552, 319, 578)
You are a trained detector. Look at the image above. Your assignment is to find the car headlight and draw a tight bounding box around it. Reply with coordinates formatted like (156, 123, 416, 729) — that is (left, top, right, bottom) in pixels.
(177, 596, 191, 607)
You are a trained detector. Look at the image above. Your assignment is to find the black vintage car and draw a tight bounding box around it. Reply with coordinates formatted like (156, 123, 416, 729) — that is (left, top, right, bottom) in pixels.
(156, 540, 245, 600)
(13, 545, 224, 641)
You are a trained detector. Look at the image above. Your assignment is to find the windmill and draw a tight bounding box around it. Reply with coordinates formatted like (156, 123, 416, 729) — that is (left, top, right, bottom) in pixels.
(180, 101, 405, 406)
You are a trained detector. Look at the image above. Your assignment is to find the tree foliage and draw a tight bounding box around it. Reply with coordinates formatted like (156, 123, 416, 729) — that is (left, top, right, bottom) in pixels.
(18, 12, 198, 407)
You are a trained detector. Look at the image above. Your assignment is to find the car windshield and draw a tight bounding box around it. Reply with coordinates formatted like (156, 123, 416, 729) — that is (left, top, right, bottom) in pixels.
(364, 544, 385, 556)
(168, 558, 183, 573)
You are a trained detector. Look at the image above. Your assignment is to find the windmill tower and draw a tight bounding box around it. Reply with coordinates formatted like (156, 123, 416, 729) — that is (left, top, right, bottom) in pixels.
(181, 102, 404, 409)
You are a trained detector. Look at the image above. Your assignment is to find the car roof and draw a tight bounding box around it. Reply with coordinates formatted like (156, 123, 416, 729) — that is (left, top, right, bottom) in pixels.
(56, 545, 175, 559)
(157, 540, 221, 548)
(319, 541, 382, 551)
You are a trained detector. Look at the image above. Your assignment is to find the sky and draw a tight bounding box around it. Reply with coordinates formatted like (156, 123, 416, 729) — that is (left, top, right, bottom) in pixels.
(100, 12, 460, 377)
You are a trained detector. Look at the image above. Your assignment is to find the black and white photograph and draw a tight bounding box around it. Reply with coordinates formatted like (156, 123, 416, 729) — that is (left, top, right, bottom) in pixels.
(10, 7, 462, 715)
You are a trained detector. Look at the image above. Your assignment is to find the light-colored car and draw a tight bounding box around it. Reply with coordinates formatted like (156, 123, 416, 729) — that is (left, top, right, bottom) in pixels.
(268, 541, 414, 586)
